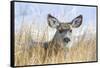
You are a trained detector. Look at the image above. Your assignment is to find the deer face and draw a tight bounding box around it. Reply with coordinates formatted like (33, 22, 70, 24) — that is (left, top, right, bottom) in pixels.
(47, 14, 83, 45)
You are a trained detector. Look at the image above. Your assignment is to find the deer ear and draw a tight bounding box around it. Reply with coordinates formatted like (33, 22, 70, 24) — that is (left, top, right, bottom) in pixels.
(71, 15, 83, 28)
(47, 14, 59, 28)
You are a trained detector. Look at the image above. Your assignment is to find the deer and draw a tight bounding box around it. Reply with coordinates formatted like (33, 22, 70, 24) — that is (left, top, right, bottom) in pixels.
(30, 14, 83, 63)
(42, 14, 83, 60)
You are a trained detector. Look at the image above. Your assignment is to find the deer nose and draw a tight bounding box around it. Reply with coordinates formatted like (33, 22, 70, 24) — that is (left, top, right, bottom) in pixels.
(64, 38, 70, 43)
(69, 30, 72, 32)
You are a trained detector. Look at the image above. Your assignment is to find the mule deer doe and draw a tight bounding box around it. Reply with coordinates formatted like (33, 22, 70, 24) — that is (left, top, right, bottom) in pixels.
(40, 14, 82, 61)
(31, 14, 83, 62)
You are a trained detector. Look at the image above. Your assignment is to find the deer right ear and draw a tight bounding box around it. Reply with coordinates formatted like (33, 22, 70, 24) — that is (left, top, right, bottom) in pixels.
(47, 14, 59, 28)
(71, 15, 83, 28)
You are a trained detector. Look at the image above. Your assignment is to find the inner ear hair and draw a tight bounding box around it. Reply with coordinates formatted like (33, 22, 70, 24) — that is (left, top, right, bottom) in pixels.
(71, 15, 83, 28)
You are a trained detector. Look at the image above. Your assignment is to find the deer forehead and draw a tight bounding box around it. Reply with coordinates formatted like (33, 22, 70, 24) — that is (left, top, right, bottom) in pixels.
(58, 23, 72, 30)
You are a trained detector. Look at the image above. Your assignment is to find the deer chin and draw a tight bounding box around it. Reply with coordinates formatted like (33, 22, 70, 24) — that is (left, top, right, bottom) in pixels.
(63, 41, 71, 47)
(65, 40, 73, 48)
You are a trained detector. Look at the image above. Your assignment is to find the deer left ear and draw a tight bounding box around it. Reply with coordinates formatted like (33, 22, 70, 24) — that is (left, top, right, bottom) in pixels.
(47, 14, 60, 28)
(71, 15, 83, 28)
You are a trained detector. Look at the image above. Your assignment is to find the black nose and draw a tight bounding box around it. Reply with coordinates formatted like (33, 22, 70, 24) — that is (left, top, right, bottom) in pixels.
(64, 38, 70, 43)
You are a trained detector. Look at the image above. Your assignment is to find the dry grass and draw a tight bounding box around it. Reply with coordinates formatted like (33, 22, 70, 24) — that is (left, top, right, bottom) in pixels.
(15, 23, 97, 66)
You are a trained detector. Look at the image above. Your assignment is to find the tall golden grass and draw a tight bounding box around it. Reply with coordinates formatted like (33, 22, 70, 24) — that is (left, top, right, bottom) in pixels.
(15, 23, 96, 66)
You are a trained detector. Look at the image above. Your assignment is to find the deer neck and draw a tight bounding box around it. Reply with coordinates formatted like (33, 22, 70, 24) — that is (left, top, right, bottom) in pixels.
(50, 31, 64, 46)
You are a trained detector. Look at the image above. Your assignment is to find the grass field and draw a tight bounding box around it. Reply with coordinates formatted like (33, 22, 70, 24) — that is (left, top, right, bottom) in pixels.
(15, 23, 97, 66)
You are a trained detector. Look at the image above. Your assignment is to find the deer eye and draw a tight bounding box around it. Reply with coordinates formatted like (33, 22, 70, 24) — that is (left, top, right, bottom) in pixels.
(69, 29, 72, 33)
(59, 30, 63, 33)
